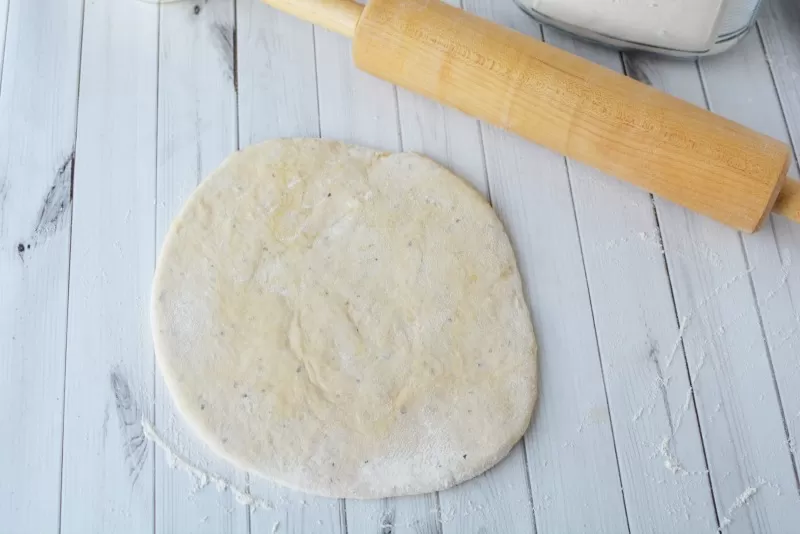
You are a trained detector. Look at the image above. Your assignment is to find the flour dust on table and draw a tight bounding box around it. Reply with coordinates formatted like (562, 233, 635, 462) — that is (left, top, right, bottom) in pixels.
(151, 138, 538, 498)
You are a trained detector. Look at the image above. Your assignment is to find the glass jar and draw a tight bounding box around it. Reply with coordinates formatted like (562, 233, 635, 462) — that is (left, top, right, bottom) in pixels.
(514, 0, 763, 57)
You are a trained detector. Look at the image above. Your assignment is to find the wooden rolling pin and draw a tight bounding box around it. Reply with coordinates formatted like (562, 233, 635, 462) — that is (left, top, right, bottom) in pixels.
(262, 0, 800, 232)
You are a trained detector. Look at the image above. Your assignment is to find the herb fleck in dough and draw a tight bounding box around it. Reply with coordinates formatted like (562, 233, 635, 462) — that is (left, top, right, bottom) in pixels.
(151, 138, 538, 498)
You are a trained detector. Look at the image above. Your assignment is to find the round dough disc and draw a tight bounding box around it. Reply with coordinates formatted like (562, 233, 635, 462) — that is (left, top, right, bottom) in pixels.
(152, 138, 538, 498)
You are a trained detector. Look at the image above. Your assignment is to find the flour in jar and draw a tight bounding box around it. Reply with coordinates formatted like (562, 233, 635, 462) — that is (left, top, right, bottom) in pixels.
(527, 0, 730, 51)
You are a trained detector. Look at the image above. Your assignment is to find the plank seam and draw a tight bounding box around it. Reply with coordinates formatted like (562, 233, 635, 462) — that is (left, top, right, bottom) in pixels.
(558, 151, 632, 534)
(700, 31, 800, 509)
(233, 0, 241, 152)
(646, 190, 722, 531)
(688, 56, 744, 526)
(233, 1, 255, 530)
(57, 0, 89, 530)
(694, 55, 772, 532)
(152, 2, 162, 533)
(518, 434, 538, 534)
(618, 49, 721, 532)
(393, 85, 403, 154)
(311, 24, 322, 139)
(340, 497, 349, 534)
(737, 232, 800, 494)
(0, 0, 10, 91)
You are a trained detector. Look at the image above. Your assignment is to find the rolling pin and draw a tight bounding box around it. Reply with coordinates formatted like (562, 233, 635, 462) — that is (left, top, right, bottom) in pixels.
(262, 0, 800, 232)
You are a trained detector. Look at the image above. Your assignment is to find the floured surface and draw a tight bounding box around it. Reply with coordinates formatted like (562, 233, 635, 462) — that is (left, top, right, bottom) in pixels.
(151, 138, 538, 498)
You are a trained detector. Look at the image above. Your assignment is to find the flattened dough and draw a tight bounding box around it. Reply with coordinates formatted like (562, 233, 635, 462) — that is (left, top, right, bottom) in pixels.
(152, 139, 537, 498)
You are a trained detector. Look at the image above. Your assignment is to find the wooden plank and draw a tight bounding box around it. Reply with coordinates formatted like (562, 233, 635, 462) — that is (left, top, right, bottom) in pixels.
(0, 0, 82, 531)
(757, 0, 800, 490)
(237, 1, 346, 532)
(345, 496, 439, 534)
(438, 443, 533, 534)
(153, 0, 250, 532)
(0, 0, 8, 78)
(314, 29, 397, 149)
(539, 30, 718, 533)
(456, 2, 629, 532)
(58, 0, 158, 531)
(628, 33, 800, 532)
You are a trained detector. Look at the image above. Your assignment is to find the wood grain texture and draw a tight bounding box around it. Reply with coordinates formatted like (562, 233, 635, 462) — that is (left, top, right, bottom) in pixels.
(630, 34, 800, 532)
(154, 0, 249, 532)
(352, 0, 790, 232)
(460, 2, 629, 532)
(0, 0, 82, 531)
(543, 32, 718, 532)
(59, 0, 158, 531)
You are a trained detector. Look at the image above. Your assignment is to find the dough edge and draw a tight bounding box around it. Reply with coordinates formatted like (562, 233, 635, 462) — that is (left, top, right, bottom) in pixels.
(151, 138, 539, 499)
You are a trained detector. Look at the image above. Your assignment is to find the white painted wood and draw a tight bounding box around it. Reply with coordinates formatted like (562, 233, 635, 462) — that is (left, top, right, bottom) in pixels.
(314, 30, 397, 151)
(0, 0, 82, 531)
(236, 1, 346, 532)
(459, 1, 629, 532)
(540, 30, 718, 532)
(345, 496, 439, 534)
(237, 0, 319, 144)
(58, 0, 158, 531)
(699, 30, 800, 521)
(0, 0, 9, 80)
(627, 36, 800, 532)
(756, 0, 800, 490)
(154, 0, 250, 532)
(439, 443, 533, 534)
(700, 17, 800, 495)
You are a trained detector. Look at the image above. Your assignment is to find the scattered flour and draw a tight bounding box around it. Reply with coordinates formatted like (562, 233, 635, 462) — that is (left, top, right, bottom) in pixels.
(665, 317, 689, 369)
(758, 251, 792, 306)
(658, 437, 687, 475)
(670, 386, 695, 437)
(655, 434, 708, 478)
(658, 263, 756, 376)
(141, 418, 274, 511)
(718, 481, 765, 531)
(772, 318, 800, 351)
(632, 405, 645, 423)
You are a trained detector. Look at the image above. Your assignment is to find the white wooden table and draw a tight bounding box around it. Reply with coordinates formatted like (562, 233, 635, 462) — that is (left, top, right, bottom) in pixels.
(2, 0, 800, 532)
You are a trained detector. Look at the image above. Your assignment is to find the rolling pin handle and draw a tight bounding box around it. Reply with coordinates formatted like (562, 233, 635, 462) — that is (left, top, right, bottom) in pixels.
(260, 0, 363, 38)
(773, 179, 800, 225)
